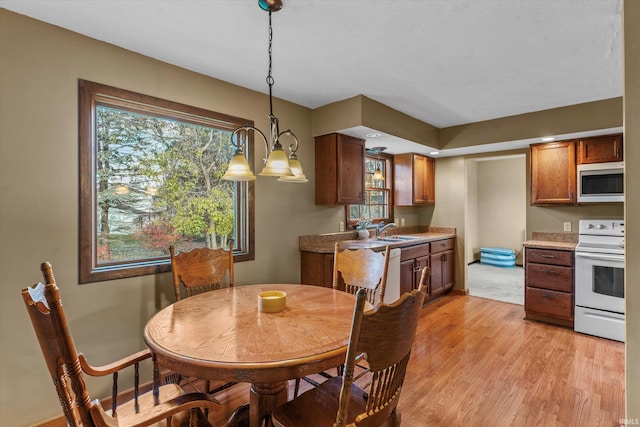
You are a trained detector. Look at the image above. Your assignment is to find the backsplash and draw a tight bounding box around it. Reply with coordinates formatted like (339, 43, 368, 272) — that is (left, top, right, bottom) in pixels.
(531, 231, 578, 243)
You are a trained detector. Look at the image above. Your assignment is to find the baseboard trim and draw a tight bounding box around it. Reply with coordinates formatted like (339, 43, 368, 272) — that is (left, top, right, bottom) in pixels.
(31, 414, 66, 427)
(451, 288, 469, 296)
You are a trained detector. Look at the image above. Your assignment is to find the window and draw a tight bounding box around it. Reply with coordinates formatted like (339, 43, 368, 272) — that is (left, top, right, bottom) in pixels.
(79, 80, 254, 283)
(347, 155, 392, 227)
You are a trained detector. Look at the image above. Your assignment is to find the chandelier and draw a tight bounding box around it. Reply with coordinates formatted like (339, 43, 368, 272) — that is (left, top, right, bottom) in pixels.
(222, 0, 307, 183)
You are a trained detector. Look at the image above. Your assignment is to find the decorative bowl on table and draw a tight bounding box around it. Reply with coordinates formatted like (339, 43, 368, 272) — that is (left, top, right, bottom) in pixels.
(258, 291, 287, 313)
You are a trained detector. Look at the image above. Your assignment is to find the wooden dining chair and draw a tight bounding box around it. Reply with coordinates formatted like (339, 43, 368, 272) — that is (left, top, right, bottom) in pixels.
(170, 242, 236, 396)
(294, 243, 391, 397)
(170, 240, 234, 302)
(333, 242, 391, 305)
(273, 267, 428, 427)
(22, 262, 220, 427)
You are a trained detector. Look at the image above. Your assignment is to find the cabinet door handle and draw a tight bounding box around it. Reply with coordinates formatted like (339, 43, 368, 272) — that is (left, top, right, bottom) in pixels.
(542, 269, 556, 274)
(540, 254, 555, 258)
(413, 266, 422, 272)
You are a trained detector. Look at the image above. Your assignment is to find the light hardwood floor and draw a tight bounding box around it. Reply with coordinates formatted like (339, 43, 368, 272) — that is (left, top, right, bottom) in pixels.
(204, 294, 625, 427)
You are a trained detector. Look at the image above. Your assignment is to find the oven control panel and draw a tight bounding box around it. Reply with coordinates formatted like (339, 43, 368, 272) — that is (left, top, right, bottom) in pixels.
(578, 219, 624, 236)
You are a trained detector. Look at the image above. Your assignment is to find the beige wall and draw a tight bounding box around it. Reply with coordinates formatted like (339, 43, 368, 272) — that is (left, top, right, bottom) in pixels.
(624, 0, 640, 419)
(476, 156, 527, 264)
(439, 97, 622, 150)
(424, 157, 466, 291)
(312, 95, 439, 147)
(464, 160, 479, 264)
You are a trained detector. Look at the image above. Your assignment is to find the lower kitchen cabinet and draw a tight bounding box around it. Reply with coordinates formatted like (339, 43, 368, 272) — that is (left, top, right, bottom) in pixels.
(400, 243, 430, 297)
(430, 238, 455, 297)
(301, 237, 456, 305)
(524, 247, 574, 327)
(300, 251, 333, 288)
(400, 238, 455, 304)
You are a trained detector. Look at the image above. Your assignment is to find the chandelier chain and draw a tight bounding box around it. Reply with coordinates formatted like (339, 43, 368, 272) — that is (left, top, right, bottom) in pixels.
(267, 10, 275, 115)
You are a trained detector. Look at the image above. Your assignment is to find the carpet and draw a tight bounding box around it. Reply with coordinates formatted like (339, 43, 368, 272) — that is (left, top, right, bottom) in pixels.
(467, 262, 524, 305)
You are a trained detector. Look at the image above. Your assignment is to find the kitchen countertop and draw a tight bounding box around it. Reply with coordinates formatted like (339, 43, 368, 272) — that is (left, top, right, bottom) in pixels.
(299, 227, 456, 254)
(522, 231, 578, 251)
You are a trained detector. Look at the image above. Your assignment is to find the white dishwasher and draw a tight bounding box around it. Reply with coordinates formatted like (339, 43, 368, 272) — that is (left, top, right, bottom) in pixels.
(383, 248, 402, 303)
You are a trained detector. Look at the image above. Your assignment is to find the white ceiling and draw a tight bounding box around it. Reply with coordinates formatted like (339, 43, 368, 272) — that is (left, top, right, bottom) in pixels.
(0, 0, 623, 156)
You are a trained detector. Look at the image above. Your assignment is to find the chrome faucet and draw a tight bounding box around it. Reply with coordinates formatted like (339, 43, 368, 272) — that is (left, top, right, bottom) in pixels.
(376, 222, 398, 237)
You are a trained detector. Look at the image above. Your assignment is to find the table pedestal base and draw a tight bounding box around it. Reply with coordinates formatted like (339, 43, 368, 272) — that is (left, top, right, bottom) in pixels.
(250, 381, 288, 427)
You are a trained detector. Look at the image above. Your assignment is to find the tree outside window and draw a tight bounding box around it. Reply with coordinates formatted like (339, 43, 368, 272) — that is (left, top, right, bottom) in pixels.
(79, 80, 254, 283)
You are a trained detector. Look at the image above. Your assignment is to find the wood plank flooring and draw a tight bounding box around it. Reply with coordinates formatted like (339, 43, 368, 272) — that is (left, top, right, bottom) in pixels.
(204, 294, 625, 427)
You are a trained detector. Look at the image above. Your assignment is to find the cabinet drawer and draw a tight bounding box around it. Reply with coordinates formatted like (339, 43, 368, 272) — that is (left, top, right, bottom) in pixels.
(525, 263, 573, 292)
(400, 243, 430, 261)
(526, 287, 573, 320)
(431, 238, 455, 253)
(526, 248, 573, 267)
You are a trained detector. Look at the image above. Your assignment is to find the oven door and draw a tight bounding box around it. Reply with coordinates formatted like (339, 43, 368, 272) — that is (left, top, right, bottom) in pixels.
(575, 252, 624, 313)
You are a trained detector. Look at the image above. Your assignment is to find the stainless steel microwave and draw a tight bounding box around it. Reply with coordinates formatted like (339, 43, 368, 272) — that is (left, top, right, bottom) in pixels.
(577, 161, 624, 203)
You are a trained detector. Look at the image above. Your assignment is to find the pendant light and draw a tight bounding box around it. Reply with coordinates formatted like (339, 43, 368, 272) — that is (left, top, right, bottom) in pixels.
(373, 161, 385, 181)
(222, 0, 307, 183)
(368, 146, 387, 181)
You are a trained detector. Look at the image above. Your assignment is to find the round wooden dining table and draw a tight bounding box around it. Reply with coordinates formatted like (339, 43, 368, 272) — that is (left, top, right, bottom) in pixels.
(144, 284, 358, 427)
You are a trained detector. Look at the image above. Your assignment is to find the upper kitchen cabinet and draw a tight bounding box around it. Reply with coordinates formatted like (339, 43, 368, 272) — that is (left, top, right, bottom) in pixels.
(315, 133, 365, 206)
(394, 153, 435, 206)
(577, 134, 623, 164)
(531, 140, 577, 205)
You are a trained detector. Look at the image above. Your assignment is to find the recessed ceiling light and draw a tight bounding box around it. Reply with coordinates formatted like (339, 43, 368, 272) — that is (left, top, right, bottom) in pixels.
(541, 137, 555, 142)
(366, 132, 382, 138)
(430, 151, 440, 156)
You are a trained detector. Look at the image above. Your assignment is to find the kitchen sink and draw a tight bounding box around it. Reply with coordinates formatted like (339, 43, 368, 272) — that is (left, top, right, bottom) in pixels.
(375, 235, 421, 242)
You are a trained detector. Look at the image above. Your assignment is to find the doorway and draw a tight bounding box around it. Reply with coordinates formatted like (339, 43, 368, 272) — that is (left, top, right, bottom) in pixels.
(464, 154, 526, 304)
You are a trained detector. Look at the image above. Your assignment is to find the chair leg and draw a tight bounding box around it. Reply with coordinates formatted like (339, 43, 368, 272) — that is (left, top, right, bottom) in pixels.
(293, 378, 300, 398)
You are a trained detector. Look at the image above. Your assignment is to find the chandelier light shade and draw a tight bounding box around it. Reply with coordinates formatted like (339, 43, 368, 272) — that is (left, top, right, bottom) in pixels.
(222, 0, 306, 183)
(222, 127, 257, 181)
(278, 153, 308, 182)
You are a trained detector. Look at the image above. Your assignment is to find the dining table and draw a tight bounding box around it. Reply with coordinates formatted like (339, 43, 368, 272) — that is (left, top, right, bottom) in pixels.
(144, 283, 359, 427)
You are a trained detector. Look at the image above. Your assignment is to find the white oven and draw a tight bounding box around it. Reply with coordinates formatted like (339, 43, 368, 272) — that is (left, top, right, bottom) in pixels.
(574, 219, 624, 342)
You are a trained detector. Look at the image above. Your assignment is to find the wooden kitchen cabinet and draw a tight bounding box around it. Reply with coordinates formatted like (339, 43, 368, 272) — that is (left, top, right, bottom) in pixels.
(315, 133, 365, 206)
(400, 243, 430, 299)
(530, 140, 577, 205)
(300, 251, 334, 288)
(524, 247, 574, 328)
(577, 134, 623, 164)
(430, 238, 455, 297)
(394, 153, 435, 206)
(400, 239, 455, 304)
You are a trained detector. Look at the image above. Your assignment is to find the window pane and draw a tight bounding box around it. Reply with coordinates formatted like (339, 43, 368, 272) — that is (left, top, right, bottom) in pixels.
(347, 156, 390, 224)
(80, 80, 255, 283)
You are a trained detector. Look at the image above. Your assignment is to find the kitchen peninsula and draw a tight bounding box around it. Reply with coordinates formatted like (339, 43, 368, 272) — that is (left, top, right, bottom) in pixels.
(299, 227, 456, 304)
